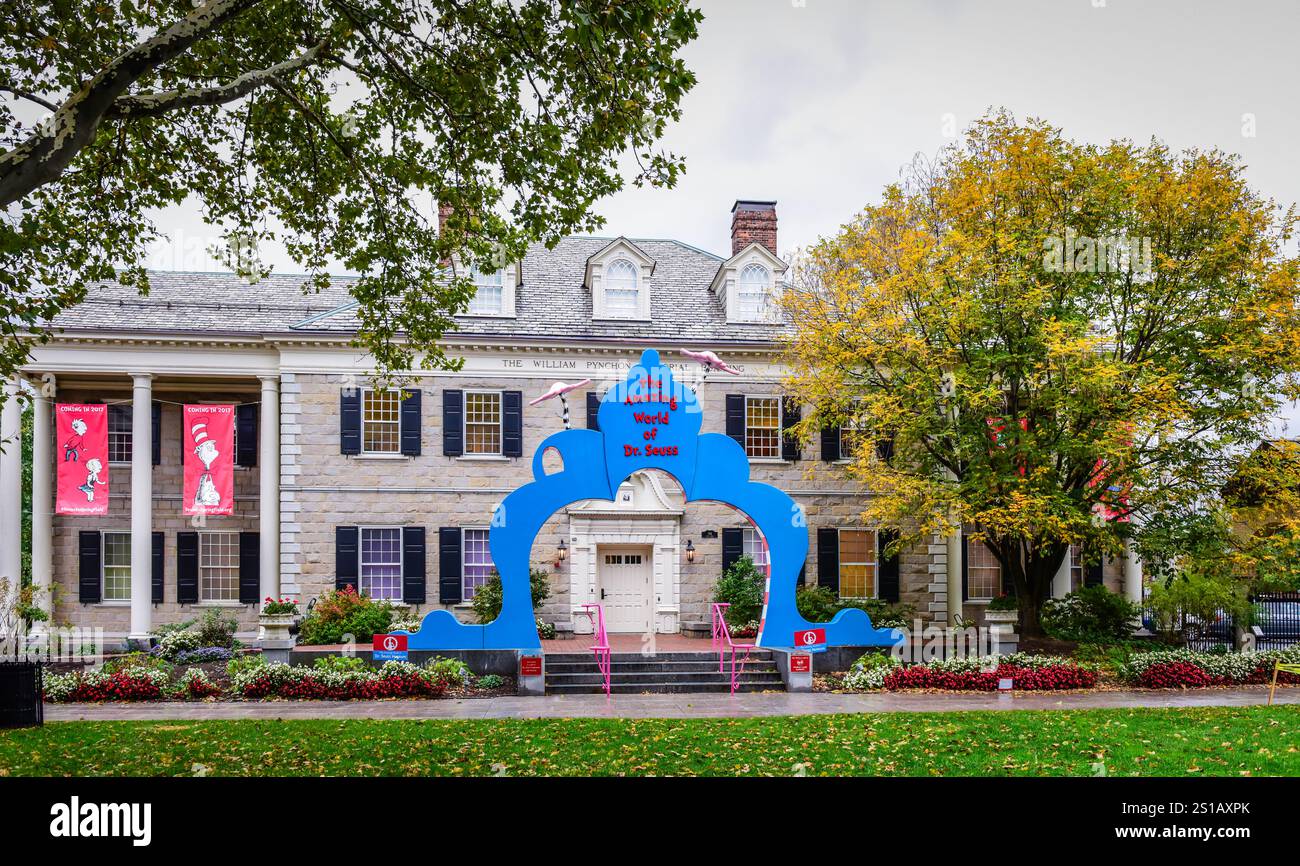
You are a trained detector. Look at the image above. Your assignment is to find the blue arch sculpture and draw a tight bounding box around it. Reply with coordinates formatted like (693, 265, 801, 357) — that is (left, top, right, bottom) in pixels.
(401, 349, 899, 651)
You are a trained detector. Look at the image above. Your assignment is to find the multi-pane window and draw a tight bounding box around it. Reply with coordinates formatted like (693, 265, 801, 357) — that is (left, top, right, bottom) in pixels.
(199, 531, 240, 602)
(362, 389, 401, 453)
(966, 539, 1001, 600)
(102, 532, 132, 602)
(742, 527, 769, 575)
(360, 527, 402, 601)
(744, 396, 781, 458)
(1069, 544, 1084, 590)
(467, 267, 504, 315)
(839, 529, 877, 598)
(736, 263, 772, 320)
(604, 259, 640, 317)
(463, 528, 494, 600)
(839, 400, 867, 460)
(465, 391, 502, 455)
(108, 404, 132, 463)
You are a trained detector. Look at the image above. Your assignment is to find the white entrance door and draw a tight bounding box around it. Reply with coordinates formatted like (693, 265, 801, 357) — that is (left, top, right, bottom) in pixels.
(598, 546, 652, 633)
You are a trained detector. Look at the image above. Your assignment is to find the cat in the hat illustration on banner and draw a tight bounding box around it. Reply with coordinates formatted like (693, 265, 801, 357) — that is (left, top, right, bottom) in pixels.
(183, 404, 235, 516)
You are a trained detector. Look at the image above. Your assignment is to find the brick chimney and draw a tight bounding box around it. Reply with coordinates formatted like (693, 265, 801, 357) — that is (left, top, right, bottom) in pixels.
(731, 200, 777, 256)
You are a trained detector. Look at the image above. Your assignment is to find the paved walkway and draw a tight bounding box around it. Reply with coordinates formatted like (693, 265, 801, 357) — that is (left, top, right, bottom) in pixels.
(44, 686, 1300, 721)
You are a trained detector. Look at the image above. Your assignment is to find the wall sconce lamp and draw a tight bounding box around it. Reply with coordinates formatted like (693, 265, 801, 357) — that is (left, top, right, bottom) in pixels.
(555, 539, 568, 568)
(685, 539, 696, 563)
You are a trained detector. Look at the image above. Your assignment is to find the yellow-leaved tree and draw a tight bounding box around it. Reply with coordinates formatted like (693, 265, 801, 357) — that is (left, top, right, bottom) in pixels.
(783, 112, 1300, 637)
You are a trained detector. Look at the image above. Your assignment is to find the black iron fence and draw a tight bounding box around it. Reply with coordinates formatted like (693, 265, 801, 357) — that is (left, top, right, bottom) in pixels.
(1146, 592, 1300, 652)
(0, 662, 43, 728)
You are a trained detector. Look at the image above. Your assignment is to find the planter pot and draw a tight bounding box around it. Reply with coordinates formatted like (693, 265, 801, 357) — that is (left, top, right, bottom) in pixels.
(259, 614, 296, 644)
(984, 610, 1019, 625)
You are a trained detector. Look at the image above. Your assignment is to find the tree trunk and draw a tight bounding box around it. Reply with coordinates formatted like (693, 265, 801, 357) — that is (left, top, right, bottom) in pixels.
(1010, 540, 1067, 640)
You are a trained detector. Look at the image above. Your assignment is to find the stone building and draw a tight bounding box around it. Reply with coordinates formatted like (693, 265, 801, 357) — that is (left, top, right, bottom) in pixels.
(0, 200, 1134, 647)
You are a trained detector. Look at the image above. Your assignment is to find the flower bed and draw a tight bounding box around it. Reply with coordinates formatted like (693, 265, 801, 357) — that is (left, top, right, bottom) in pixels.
(230, 660, 451, 700)
(45, 668, 171, 702)
(840, 652, 1097, 692)
(1124, 648, 1300, 688)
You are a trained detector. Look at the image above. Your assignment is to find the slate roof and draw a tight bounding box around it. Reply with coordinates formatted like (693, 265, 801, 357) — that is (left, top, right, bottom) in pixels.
(46, 236, 792, 346)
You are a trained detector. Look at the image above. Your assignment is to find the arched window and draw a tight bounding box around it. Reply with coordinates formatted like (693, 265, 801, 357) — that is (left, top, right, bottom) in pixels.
(737, 263, 771, 320)
(604, 258, 640, 316)
(467, 267, 504, 315)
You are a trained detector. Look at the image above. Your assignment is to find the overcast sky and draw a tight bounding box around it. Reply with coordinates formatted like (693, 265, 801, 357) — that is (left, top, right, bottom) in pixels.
(144, 0, 1300, 431)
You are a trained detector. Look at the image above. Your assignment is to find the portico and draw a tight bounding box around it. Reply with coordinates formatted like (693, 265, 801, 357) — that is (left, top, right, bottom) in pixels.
(10, 344, 282, 643)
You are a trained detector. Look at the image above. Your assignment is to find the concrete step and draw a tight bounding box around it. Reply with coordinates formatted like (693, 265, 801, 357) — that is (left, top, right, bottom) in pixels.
(547, 670, 781, 687)
(546, 679, 786, 695)
(545, 659, 778, 675)
(544, 651, 772, 664)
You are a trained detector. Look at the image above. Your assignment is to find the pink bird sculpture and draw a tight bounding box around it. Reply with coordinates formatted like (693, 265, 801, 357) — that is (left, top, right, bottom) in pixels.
(529, 379, 592, 406)
(530, 379, 592, 430)
(681, 348, 741, 375)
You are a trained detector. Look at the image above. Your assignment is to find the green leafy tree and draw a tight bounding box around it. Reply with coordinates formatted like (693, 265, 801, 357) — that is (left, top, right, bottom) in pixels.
(784, 112, 1300, 637)
(0, 0, 702, 383)
(713, 555, 764, 628)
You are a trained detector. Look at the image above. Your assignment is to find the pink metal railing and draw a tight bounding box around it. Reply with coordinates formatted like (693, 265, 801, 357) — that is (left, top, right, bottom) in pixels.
(710, 602, 756, 695)
(580, 602, 612, 697)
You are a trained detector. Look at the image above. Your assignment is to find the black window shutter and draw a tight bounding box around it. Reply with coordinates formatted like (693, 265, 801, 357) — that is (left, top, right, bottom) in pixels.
(400, 389, 422, 456)
(961, 534, 970, 602)
(177, 531, 199, 604)
(878, 530, 900, 603)
(235, 403, 258, 467)
(402, 526, 427, 604)
(442, 390, 463, 456)
(502, 390, 523, 457)
(782, 399, 801, 462)
(78, 530, 101, 604)
(340, 389, 362, 455)
(151, 531, 164, 604)
(439, 527, 462, 604)
(586, 391, 601, 431)
(875, 436, 895, 464)
(725, 395, 745, 450)
(1086, 557, 1104, 588)
(238, 532, 260, 604)
(821, 425, 841, 462)
(335, 526, 359, 592)
(817, 527, 840, 594)
(151, 401, 161, 466)
(721, 527, 743, 577)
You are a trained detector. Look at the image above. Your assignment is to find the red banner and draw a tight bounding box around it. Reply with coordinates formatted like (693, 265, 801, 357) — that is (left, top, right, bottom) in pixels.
(55, 403, 109, 515)
(183, 404, 235, 517)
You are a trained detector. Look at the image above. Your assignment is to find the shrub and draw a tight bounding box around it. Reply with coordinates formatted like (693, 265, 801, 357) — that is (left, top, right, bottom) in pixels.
(536, 617, 557, 640)
(298, 586, 395, 645)
(1041, 586, 1140, 642)
(391, 617, 422, 633)
(1134, 661, 1212, 689)
(154, 629, 203, 660)
(103, 651, 172, 676)
(476, 674, 506, 689)
(842, 652, 902, 690)
(195, 608, 239, 649)
(172, 647, 234, 665)
(313, 655, 369, 674)
(987, 593, 1018, 611)
(794, 585, 912, 628)
(471, 570, 553, 624)
(427, 656, 472, 687)
(714, 556, 765, 627)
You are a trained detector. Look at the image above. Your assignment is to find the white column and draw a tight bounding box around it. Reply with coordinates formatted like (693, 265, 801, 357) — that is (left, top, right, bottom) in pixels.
(945, 525, 962, 627)
(30, 379, 53, 630)
(1123, 535, 1143, 608)
(128, 373, 153, 642)
(0, 378, 22, 608)
(258, 375, 280, 604)
(1051, 547, 1072, 598)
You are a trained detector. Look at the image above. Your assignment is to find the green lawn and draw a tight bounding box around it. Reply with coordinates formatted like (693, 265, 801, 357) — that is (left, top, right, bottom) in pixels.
(2, 706, 1299, 776)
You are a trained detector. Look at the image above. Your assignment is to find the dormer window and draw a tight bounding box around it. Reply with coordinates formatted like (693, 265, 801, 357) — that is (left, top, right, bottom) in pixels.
(711, 242, 787, 324)
(457, 260, 518, 318)
(604, 259, 640, 317)
(587, 238, 655, 320)
(737, 263, 772, 320)
(467, 267, 504, 315)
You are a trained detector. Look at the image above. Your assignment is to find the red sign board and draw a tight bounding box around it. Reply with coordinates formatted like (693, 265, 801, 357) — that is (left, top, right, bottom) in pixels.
(794, 628, 826, 647)
(373, 634, 408, 653)
(790, 654, 812, 673)
(519, 656, 543, 677)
